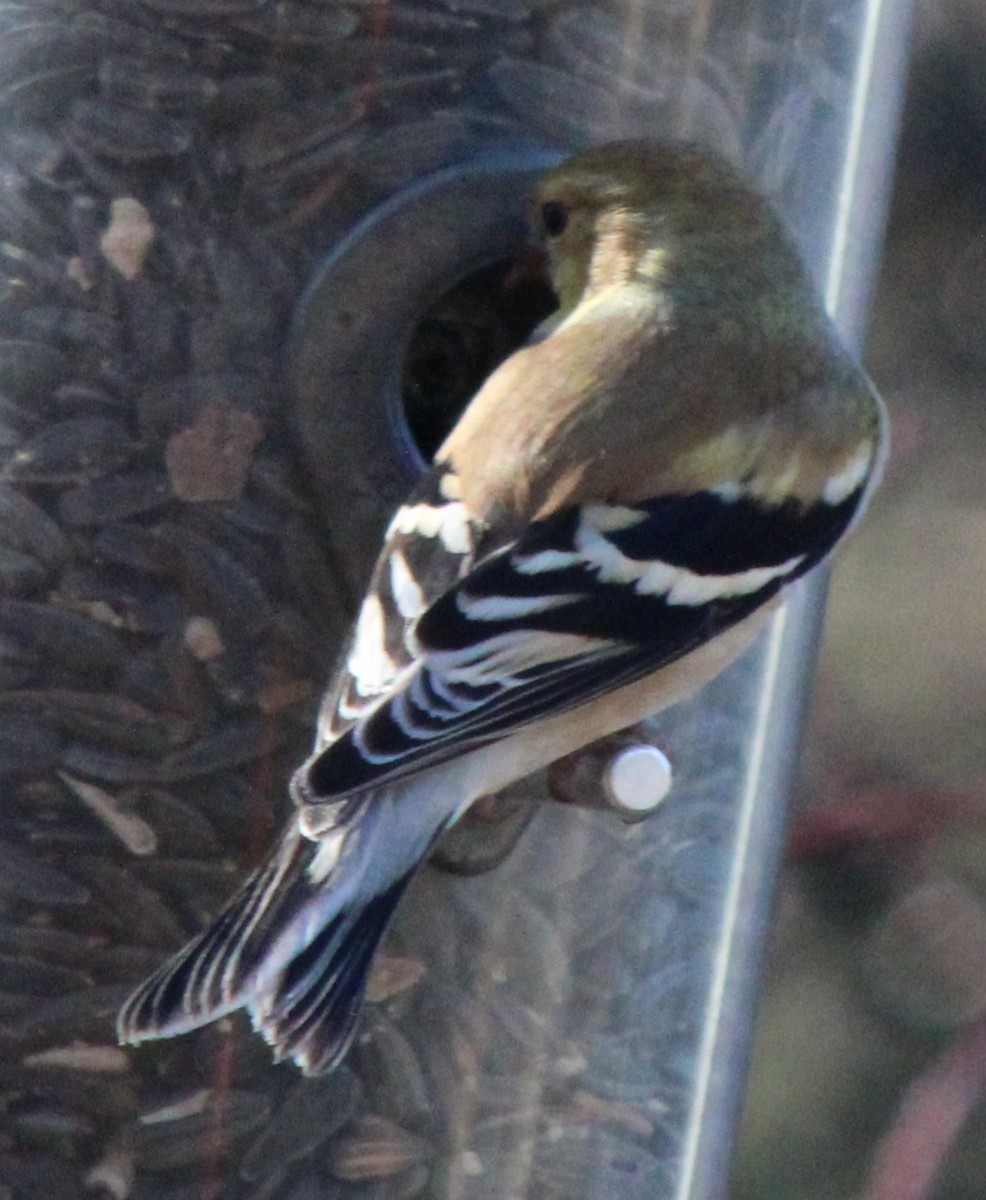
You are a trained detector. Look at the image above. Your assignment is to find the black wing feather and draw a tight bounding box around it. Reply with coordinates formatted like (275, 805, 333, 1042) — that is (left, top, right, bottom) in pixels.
(302, 482, 866, 801)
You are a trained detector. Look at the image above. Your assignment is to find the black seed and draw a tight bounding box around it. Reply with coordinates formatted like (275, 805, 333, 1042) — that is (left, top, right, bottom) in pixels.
(57, 470, 172, 526)
(0, 601, 126, 678)
(0, 338, 67, 402)
(0, 835, 89, 906)
(66, 97, 192, 163)
(5, 417, 137, 484)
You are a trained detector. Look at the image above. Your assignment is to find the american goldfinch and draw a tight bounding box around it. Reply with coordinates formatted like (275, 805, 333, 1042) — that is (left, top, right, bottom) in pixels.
(118, 140, 886, 1074)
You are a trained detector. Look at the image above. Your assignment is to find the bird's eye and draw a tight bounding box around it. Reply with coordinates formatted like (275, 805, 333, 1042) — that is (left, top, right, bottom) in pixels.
(540, 200, 569, 238)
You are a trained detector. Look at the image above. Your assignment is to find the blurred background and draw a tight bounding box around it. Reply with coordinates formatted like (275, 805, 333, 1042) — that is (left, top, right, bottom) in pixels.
(734, 2, 986, 1197)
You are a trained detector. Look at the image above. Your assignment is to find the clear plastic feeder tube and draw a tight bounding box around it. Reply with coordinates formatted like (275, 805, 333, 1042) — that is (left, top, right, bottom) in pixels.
(0, 0, 911, 1198)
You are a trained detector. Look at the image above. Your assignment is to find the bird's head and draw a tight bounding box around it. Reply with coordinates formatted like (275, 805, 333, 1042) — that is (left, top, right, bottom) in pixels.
(534, 141, 788, 322)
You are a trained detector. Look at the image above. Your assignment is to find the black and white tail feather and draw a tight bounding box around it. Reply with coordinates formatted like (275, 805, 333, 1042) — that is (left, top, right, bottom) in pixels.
(116, 784, 454, 1074)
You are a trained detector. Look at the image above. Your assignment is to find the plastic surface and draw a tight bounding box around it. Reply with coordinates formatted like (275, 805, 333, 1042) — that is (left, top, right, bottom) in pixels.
(0, 0, 911, 1197)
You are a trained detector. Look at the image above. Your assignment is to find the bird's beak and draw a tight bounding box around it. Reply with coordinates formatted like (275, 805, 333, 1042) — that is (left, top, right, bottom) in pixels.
(502, 245, 552, 296)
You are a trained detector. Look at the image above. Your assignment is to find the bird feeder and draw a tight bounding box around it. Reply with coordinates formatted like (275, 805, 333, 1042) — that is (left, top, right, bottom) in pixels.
(0, 0, 913, 1196)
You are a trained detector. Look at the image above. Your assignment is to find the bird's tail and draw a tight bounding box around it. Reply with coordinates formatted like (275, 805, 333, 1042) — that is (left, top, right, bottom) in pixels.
(117, 787, 449, 1074)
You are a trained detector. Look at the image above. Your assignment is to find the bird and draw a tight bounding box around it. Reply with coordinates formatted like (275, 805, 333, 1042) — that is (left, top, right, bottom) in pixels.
(117, 139, 887, 1075)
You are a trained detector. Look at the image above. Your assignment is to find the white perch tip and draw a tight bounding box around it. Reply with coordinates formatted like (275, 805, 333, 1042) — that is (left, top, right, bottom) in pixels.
(602, 743, 673, 820)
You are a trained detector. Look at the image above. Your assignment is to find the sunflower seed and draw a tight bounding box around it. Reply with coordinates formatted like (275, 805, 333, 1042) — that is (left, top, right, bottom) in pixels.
(280, 515, 350, 636)
(327, 1115, 432, 1182)
(151, 716, 283, 782)
(98, 55, 218, 112)
(139, 0, 266, 13)
(0, 1151, 78, 1200)
(0, 601, 126, 679)
(10, 1104, 97, 1145)
(354, 1015, 433, 1125)
(65, 10, 192, 63)
(0, 485, 70, 569)
(356, 115, 476, 194)
(0, 64, 94, 123)
(66, 98, 192, 163)
(549, 8, 671, 96)
(441, 0, 529, 19)
(4, 416, 136, 484)
(0, 688, 186, 755)
(0, 1069, 136, 1142)
(68, 857, 185, 948)
(58, 470, 172, 526)
(117, 278, 181, 370)
(12, 983, 132, 1047)
(233, 97, 366, 172)
(0, 924, 102, 968)
(0, 337, 67, 401)
(22, 1043, 129, 1073)
(132, 1087, 271, 1171)
(137, 857, 239, 927)
(52, 381, 127, 414)
(0, 835, 88, 906)
(11, 304, 122, 354)
(0, 953, 91, 996)
(0, 547, 45, 596)
(212, 71, 290, 120)
(240, 1067, 364, 1181)
(232, 1, 358, 44)
(530, 1128, 672, 1199)
(91, 523, 172, 574)
(0, 710, 61, 777)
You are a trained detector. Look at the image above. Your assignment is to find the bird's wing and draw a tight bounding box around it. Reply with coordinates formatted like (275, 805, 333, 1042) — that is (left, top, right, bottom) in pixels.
(299, 473, 872, 802)
(314, 461, 485, 748)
